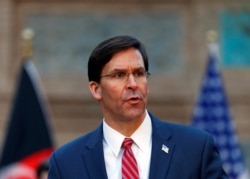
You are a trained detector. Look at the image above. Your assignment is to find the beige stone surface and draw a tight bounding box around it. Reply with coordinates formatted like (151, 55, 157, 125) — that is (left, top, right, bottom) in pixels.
(0, 2, 249, 166)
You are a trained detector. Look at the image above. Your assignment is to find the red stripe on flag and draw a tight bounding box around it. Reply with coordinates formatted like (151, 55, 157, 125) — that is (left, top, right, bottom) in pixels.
(20, 147, 53, 169)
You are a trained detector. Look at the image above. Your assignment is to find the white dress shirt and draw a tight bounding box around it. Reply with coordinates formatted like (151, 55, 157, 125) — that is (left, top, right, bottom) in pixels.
(103, 111, 152, 179)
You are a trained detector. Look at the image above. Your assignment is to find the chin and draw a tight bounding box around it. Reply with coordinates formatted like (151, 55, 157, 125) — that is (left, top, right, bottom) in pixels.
(125, 108, 145, 119)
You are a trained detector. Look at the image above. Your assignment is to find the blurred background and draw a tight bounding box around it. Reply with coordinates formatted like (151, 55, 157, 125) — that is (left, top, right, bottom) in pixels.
(0, 0, 250, 176)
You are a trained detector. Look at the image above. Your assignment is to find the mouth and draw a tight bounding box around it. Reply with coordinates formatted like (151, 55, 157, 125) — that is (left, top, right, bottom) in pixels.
(127, 96, 141, 104)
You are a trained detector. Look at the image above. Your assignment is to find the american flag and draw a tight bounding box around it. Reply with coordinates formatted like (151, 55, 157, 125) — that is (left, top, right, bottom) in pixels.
(191, 42, 249, 179)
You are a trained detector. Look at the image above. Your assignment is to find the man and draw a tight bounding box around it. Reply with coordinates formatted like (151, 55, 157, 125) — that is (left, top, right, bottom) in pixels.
(48, 35, 228, 178)
(37, 160, 49, 179)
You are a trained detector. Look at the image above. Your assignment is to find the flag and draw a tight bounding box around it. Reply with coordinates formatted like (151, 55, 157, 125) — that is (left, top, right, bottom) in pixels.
(0, 60, 54, 179)
(191, 42, 249, 179)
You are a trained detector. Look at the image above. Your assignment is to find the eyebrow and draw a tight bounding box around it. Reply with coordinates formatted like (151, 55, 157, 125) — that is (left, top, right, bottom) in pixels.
(109, 67, 145, 73)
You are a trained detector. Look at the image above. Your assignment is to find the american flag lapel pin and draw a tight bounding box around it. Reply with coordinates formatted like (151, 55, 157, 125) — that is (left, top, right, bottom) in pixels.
(161, 144, 169, 154)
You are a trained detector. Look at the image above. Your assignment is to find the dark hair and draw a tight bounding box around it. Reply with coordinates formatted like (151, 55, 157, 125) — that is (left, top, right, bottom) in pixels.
(88, 35, 149, 83)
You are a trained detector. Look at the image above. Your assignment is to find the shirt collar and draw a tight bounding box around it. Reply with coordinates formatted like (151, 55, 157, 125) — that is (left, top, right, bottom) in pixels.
(103, 111, 152, 157)
(131, 111, 152, 153)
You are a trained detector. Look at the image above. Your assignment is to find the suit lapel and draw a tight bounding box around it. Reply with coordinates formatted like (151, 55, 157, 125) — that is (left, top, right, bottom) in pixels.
(149, 114, 175, 179)
(82, 124, 108, 179)
(80, 115, 175, 179)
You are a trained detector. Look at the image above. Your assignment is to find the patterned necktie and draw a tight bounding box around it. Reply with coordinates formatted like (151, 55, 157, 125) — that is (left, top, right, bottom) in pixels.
(121, 138, 139, 179)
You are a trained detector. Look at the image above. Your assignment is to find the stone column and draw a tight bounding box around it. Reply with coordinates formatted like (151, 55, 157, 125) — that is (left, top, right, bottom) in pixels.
(0, 0, 14, 93)
(0, 0, 14, 152)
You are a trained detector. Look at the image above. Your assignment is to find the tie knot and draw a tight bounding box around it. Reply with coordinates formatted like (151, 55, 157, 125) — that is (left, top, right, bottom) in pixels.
(122, 138, 133, 148)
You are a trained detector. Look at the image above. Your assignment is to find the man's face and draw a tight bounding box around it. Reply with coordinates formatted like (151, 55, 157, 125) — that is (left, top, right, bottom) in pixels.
(89, 47, 149, 124)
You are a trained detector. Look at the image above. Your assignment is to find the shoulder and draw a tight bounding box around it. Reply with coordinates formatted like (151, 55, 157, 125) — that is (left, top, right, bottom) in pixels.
(150, 113, 217, 158)
(150, 113, 213, 143)
(52, 123, 103, 157)
(168, 121, 209, 137)
(149, 113, 227, 178)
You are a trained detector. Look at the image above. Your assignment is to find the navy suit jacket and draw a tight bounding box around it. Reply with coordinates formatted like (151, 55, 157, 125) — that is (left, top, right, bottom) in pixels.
(48, 113, 228, 179)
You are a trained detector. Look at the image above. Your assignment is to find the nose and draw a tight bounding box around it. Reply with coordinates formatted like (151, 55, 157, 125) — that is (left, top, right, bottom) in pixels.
(125, 73, 138, 89)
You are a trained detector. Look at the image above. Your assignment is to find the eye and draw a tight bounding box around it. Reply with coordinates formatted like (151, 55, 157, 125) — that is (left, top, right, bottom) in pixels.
(112, 71, 127, 79)
(134, 70, 145, 77)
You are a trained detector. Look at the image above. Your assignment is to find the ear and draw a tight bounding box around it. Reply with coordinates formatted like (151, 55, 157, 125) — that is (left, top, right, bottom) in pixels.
(89, 81, 102, 101)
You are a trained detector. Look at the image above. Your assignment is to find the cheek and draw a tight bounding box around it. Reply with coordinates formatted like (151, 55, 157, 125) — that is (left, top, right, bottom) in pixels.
(102, 85, 122, 99)
(141, 83, 149, 96)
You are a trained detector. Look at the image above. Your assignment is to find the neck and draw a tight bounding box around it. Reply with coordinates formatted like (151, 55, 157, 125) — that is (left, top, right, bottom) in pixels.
(104, 114, 145, 137)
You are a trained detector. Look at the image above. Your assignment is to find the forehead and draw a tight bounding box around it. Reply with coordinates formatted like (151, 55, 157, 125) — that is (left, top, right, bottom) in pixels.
(104, 47, 144, 71)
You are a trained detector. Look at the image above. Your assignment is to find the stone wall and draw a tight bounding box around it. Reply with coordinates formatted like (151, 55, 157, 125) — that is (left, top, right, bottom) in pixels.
(0, 0, 250, 169)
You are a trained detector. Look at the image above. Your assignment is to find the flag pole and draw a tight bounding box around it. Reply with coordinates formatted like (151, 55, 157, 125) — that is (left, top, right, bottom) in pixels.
(206, 30, 218, 44)
(206, 30, 220, 64)
(21, 28, 34, 60)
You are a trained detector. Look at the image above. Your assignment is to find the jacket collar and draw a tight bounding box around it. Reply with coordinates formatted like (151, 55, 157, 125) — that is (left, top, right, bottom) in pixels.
(148, 113, 175, 179)
(82, 124, 108, 179)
